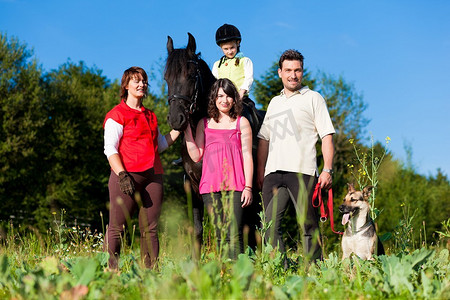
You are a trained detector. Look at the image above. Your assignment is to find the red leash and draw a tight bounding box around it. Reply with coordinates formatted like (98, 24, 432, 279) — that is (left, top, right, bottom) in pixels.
(312, 183, 343, 235)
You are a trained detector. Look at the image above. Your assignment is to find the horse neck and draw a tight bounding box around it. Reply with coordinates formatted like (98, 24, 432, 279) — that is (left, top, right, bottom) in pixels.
(191, 61, 215, 127)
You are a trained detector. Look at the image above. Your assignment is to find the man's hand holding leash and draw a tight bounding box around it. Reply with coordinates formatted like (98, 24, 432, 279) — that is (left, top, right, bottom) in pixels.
(319, 169, 333, 190)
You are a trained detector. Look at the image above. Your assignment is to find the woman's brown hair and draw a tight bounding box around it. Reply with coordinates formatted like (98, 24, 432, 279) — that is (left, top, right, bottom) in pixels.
(120, 66, 148, 101)
(208, 78, 243, 122)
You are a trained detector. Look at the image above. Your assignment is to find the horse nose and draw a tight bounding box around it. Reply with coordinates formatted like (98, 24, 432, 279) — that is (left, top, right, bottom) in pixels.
(168, 111, 187, 131)
(178, 112, 186, 126)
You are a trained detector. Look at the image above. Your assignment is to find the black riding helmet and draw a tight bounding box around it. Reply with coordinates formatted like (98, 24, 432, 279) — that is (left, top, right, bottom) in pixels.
(215, 24, 241, 45)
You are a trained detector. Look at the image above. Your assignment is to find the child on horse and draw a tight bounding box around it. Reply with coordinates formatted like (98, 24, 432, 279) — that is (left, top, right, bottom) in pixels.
(212, 23, 261, 157)
(212, 24, 253, 99)
(212, 24, 254, 102)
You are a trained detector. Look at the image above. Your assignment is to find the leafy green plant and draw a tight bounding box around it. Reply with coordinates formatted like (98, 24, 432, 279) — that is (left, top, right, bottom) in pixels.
(390, 203, 418, 254)
(436, 218, 450, 239)
(1, 208, 450, 299)
(347, 135, 390, 220)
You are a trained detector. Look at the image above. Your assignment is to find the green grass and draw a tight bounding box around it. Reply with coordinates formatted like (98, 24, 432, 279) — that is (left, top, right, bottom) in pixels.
(0, 208, 449, 300)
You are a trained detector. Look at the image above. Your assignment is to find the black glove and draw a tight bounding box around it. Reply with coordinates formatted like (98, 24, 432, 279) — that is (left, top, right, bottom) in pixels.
(118, 171, 135, 195)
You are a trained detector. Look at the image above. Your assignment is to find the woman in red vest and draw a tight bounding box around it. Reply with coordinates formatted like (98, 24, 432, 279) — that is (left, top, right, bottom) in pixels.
(103, 66, 180, 269)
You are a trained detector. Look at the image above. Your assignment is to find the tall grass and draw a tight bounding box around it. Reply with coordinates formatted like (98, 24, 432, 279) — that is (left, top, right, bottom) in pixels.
(0, 202, 449, 299)
(1, 135, 449, 298)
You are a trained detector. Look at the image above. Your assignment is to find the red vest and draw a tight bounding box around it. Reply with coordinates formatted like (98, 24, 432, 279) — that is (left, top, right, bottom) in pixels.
(103, 100, 163, 174)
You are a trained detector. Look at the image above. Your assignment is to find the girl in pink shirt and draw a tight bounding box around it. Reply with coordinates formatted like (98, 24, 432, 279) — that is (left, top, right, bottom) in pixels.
(184, 78, 253, 258)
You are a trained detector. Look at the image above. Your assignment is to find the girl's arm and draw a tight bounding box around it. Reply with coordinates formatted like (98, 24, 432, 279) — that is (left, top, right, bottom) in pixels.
(240, 117, 253, 207)
(184, 119, 205, 163)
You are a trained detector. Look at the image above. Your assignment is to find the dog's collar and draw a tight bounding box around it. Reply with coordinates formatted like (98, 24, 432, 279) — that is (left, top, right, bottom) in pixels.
(352, 217, 374, 235)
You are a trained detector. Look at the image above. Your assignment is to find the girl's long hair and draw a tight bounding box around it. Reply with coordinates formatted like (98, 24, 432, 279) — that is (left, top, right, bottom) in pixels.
(208, 78, 242, 122)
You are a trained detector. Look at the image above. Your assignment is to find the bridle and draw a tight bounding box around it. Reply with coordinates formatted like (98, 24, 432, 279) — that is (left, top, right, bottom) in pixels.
(168, 59, 203, 115)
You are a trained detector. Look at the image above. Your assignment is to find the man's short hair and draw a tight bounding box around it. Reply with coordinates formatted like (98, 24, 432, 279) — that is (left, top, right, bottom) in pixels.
(279, 49, 304, 69)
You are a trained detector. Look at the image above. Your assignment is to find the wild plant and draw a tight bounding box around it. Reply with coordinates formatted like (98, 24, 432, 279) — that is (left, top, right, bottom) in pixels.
(207, 191, 234, 261)
(436, 218, 450, 248)
(254, 194, 287, 280)
(347, 135, 390, 220)
(391, 203, 417, 254)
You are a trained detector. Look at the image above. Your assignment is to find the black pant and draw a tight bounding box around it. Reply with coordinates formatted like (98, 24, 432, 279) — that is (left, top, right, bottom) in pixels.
(202, 191, 244, 259)
(262, 171, 322, 261)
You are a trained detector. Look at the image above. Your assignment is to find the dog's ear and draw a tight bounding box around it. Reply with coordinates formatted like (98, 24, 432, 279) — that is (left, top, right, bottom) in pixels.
(363, 185, 374, 200)
(347, 183, 356, 193)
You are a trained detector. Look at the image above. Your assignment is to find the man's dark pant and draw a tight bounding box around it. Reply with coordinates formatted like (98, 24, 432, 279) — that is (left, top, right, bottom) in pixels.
(262, 171, 322, 261)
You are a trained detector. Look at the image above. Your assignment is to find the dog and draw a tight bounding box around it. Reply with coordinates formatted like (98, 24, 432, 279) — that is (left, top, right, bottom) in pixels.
(339, 183, 384, 260)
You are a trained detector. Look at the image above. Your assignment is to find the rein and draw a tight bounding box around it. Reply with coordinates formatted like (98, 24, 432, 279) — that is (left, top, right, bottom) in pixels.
(167, 59, 203, 115)
(312, 183, 343, 235)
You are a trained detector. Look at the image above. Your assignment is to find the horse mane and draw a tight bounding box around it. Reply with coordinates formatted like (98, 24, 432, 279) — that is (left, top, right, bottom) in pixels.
(165, 48, 216, 108)
(165, 49, 199, 84)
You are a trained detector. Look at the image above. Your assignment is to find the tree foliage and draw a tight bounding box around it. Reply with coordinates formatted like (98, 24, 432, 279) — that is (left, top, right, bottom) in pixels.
(377, 164, 450, 245)
(34, 61, 118, 228)
(0, 33, 186, 230)
(0, 32, 448, 248)
(0, 33, 46, 223)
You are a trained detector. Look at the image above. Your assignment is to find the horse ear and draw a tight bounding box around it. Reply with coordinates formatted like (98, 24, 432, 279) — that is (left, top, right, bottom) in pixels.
(187, 32, 196, 56)
(167, 36, 174, 54)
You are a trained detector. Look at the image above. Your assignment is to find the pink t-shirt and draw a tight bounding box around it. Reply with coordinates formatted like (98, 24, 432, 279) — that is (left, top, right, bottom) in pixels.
(199, 116, 245, 194)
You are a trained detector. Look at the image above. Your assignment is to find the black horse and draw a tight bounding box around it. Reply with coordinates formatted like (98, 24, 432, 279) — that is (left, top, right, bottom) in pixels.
(165, 33, 264, 251)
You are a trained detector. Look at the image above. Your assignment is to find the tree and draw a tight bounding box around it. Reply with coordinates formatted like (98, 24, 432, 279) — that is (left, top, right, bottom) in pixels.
(376, 158, 450, 247)
(0, 33, 46, 223)
(36, 61, 118, 229)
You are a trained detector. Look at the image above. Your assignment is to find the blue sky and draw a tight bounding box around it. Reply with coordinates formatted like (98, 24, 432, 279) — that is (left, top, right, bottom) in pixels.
(2, 0, 449, 177)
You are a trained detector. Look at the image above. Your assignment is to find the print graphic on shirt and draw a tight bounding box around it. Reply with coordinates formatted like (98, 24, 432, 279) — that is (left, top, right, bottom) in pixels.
(267, 109, 301, 150)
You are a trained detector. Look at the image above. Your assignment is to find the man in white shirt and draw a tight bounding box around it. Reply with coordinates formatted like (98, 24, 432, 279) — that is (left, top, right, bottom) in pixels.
(257, 49, 335, 264)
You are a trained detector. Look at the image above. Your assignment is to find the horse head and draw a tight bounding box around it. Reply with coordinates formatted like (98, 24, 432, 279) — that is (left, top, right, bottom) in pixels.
(165, 33, 212, 131)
